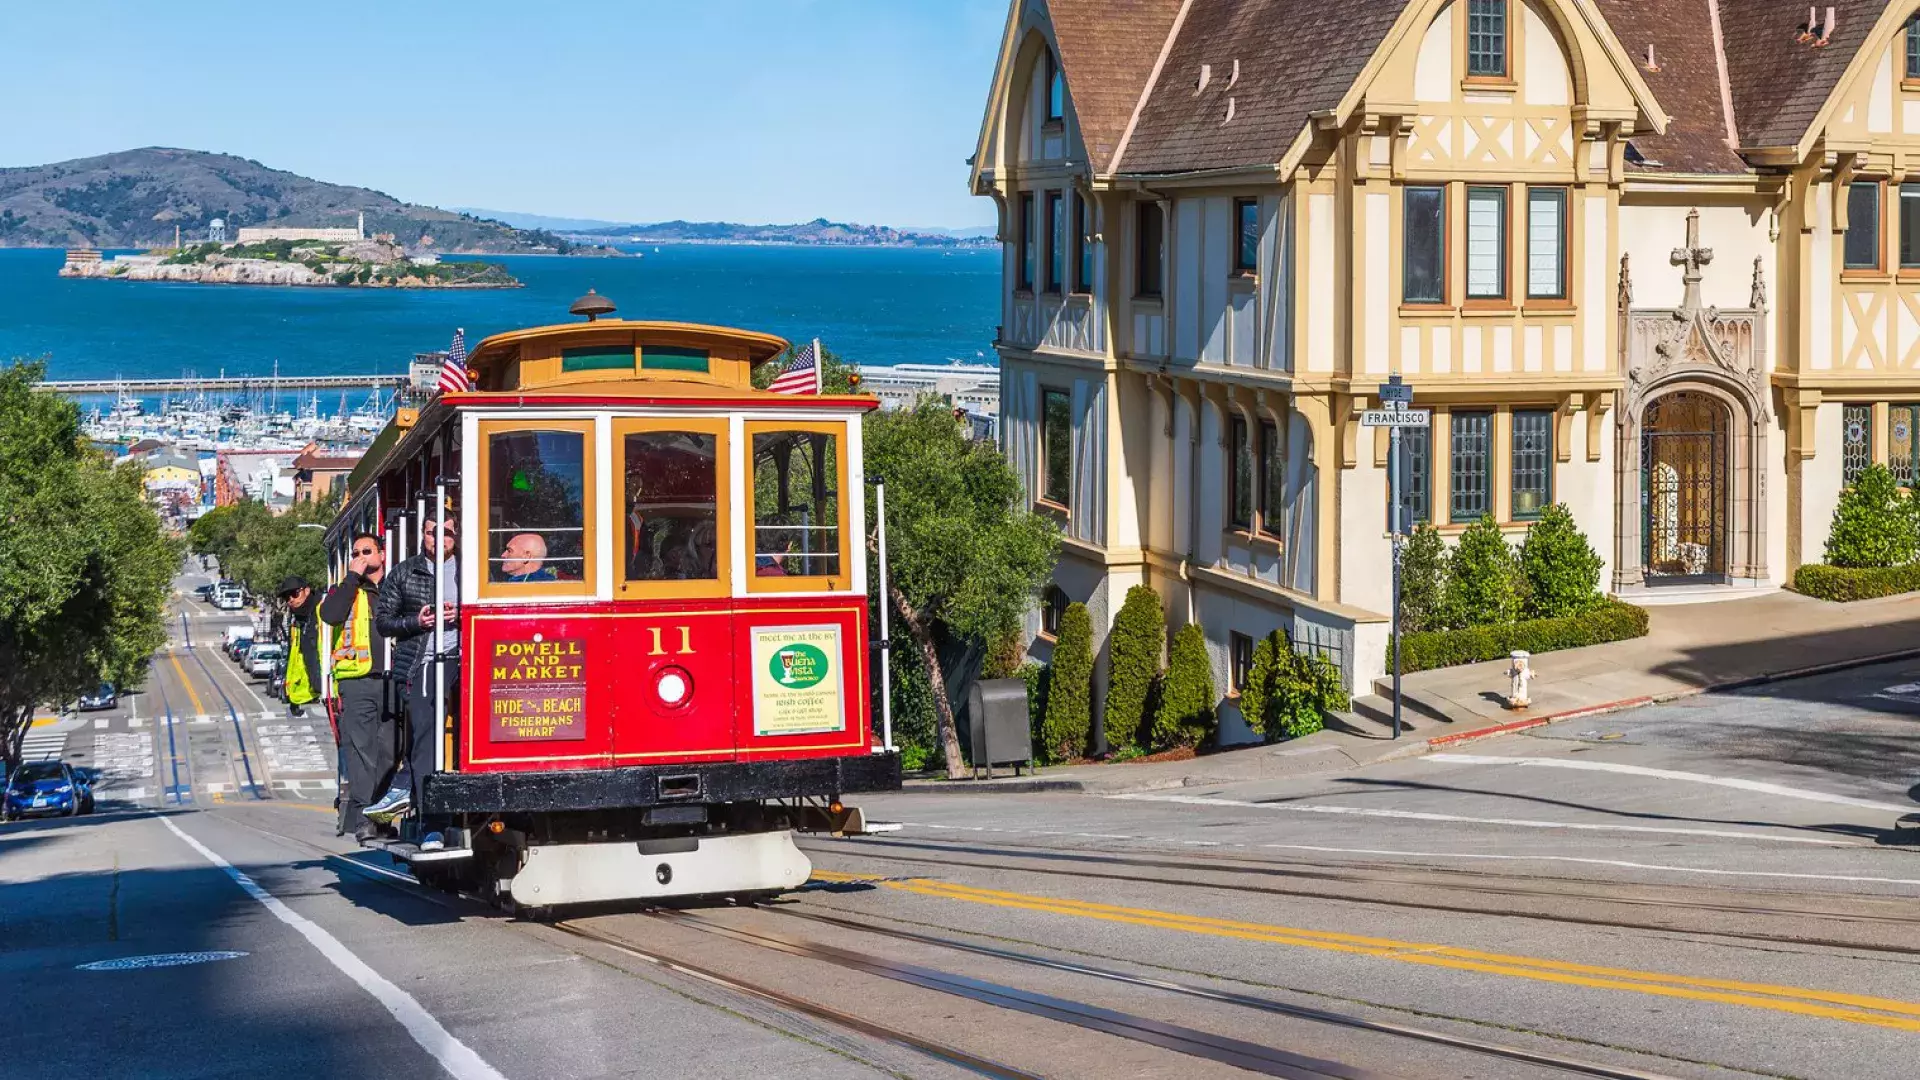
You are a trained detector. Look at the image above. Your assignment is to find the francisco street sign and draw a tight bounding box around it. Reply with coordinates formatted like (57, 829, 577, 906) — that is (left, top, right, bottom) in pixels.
(1361, 408, 1431, 428)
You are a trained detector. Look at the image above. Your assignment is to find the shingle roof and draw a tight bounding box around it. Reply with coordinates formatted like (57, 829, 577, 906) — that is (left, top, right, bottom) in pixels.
(1716, 0, 1884, 152)
(1046, 0, 1186, 171)
(1114, 0, 1406, 175)
(1596, 0, 1750, 174)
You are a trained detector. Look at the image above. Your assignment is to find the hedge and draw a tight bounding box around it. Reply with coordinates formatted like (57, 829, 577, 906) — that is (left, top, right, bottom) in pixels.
(1791, 562, 1920, 602)
(1392, 600, 1649, 674)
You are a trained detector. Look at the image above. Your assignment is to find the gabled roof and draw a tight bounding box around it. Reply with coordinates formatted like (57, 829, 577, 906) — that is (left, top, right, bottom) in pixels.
(1597, 0, 1749, 174)
(1114, 0, 1406, 175)
(1716, 0, 1884, 154)
(1046, 0, 1186, 171)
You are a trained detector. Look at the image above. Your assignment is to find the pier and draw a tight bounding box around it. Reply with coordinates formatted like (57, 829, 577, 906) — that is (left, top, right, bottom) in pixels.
(40, 373, 412, 394)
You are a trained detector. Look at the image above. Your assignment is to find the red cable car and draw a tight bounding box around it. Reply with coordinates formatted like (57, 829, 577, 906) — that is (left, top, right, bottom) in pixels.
(323, 299, 900, 912)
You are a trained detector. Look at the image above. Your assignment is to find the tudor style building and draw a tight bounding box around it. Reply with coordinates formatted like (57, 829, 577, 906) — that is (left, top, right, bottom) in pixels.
(972, 0, 1920, 739)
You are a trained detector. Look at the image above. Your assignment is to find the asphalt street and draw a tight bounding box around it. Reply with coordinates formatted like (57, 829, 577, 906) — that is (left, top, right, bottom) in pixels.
(4, 575, 1918, 1079)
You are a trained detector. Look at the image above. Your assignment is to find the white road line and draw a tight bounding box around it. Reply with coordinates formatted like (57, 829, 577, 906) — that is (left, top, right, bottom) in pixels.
(1107, 793, 1856, 845)
(129, 694, 138, 723)
(158, 817, 505, 1080)
(1423, 753, 1915, 814)
(886, 823, 1920, 889)
(94, 718, 109, 730)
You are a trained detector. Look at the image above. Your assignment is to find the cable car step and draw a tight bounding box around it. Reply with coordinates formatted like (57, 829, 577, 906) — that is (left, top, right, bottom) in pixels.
(360, 837, 475, 863)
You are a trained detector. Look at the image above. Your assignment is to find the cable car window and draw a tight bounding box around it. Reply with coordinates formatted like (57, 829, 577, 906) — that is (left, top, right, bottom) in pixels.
(624, 432, 719, 581)
(487, 430, 587, 583)
(752, 429, 841, 580)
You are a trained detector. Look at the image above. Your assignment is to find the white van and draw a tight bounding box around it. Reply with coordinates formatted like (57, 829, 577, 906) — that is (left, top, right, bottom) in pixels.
(215, 584, 244, 611)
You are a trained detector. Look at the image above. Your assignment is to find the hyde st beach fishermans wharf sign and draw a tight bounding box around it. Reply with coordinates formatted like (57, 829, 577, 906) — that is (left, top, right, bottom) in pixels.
(489, 637, 587, 741)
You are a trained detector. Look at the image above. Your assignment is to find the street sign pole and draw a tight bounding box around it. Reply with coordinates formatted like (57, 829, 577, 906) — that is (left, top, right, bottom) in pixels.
(1389, 423, 1402, 740)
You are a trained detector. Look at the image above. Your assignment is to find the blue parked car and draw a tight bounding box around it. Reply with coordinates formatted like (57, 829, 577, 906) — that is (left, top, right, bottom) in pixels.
(3, 761, 93, 820)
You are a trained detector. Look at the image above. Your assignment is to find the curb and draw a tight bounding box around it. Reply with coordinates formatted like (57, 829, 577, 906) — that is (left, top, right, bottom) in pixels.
(901, 777, 1088, 794)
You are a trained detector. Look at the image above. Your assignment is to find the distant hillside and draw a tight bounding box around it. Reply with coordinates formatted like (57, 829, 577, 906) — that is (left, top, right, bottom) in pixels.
(571, 217, 993, 248)
(451, 208, 634, 233)
(0, 148, 580, 254)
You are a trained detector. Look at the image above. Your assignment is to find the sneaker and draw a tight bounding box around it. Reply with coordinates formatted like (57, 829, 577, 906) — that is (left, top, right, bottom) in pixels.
(420, 832, 445, 852)
(362, 786, 412, 822)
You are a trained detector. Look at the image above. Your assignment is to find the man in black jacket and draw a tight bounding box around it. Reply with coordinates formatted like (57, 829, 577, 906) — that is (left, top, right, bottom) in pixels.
(364, 515, 458, 845)
(319, 534, 392, 840)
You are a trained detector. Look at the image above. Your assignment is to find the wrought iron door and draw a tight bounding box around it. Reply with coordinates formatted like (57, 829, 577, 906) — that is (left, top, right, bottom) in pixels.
(1641, 391, 1728, 579)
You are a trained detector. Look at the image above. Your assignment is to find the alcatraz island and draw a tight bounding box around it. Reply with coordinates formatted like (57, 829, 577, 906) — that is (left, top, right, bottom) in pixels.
(60, 213, 521, 289)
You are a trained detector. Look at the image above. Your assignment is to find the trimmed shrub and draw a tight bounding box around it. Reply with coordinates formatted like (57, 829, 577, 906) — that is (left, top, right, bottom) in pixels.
(1103, 585, 1166, 752)
(1825, 465, 1920, 568)
(1239, 631, 1281, 739)
(1792, 562, 1920, 602)
(1017, 661, 1050, 755)
(1393, 600, 1649, 673)
(1268, 645, 1347, 740)
(981, 631, 1026, 680)
(1040, 602, 1093, 762)
(1518, 503, 1605, 620)
(1153, 623, 1217, 749)
(1398, 523, 1449, 632)
(1444, 514, 1522, 628)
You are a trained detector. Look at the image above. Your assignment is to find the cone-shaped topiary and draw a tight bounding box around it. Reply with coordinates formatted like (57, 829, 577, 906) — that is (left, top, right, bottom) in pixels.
(1152, 623, 1217, 749)
(1239, 631, 1281, 738)
(1518, 503, 1604, 620)
(1444, 513, 1521, 627)
(1040, 602, 1093, 762)
(1102, 584, 1165, 752)
(1398, 522, 1449, 632)
(1824, 464, 1920, 568)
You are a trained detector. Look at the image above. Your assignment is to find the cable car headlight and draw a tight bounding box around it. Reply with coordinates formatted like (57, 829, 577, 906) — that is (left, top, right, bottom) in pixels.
(655, 666, 693, 708)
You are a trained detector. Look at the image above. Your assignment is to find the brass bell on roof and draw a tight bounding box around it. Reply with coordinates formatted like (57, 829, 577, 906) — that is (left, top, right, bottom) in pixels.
(569, 288, 616, 321)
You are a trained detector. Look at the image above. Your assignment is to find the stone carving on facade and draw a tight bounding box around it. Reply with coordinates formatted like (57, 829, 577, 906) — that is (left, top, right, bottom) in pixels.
(1621, 209, 1768, 416)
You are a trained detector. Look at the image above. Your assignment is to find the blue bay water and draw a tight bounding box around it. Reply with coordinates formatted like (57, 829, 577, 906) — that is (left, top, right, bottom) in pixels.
(0, 245, 1000, 389)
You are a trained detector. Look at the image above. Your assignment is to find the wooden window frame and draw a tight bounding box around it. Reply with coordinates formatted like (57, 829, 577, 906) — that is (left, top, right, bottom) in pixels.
(1510, 408, 1554, 520)
(1233, 197, 1259, 275)
(743, 419, 851, 594)
(1525, 187, 1569, 301)
(1135, 202, 1164, 299)
(1402, 184, 1449, 307)
(1073, 192, 1094, 295)
(1449, 410, 1494, 523)
(1044, 190, 1065, 294)
(614, 417, 731, 601)
(1464, 185, 1509, 304)
(475, 418, 598, 601)
(1017, 192, 1036, 293)
(1039, 585, 1067, 639)
(1228, 415, 1254, 530)
(1907, 17, 1920, 83)
(1389, 425, 1432, 529)
(1841, 404, 1873, 487)
(1040, 387, 1073, 510)
(1844, 180, 1886, 273)
(1464, 0, 1510, 83)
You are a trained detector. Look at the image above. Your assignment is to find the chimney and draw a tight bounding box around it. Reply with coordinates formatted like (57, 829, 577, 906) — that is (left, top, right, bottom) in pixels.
(1815, 5, 1835, 47)
(1645, 44, 1659, 72)
(1197, 63, 1211, 93)
(1797, 5, 1816, 42)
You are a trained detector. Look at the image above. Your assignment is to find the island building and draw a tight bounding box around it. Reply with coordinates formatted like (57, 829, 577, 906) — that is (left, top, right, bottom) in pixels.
(973, 0, 1920, 738)
(235, 211, 365, 245)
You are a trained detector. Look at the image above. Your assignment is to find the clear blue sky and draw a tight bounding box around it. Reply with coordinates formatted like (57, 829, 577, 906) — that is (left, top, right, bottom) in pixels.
(0, 1, 1006, 228)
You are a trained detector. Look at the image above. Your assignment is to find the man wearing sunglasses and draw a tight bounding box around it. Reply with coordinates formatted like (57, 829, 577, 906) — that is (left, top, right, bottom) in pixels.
(320, 532, 394, 841)
(364, 514, 459, 848)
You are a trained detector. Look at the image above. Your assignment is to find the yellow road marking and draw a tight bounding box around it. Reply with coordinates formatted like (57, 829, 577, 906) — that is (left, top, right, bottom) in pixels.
(166, 650, 207, 716)
(809, 869, 1920, 1032)
(30, 717, 58, 728)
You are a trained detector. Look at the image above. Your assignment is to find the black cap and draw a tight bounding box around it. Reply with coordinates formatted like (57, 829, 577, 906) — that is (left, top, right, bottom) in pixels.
(276, 575, 310, 598)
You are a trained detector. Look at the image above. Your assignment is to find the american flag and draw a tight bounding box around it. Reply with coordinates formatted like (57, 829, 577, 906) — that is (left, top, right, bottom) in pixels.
(438, 328, 472, 394)
(768, 340, 821, 395)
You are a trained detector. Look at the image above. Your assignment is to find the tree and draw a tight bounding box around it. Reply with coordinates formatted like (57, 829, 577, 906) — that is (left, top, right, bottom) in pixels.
(865, 398, 1060, 778)
(1443, 514, 1521, 628)
(1041, 603, 1093, 762)
(1102, 584, 1165, 752)
(1153, 623, 1217, 749)
(1825, 464, 1919, 568)
(1239, 631, 1282, 739)
(1519, 503, 1605, 619)
(1398, 523, 1449, 632)
(0, 361, 175, 771)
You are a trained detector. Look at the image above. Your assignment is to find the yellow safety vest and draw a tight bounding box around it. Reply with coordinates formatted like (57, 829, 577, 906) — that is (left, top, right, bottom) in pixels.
(285, 621, 315, 705)
(331, 589, 373, 680)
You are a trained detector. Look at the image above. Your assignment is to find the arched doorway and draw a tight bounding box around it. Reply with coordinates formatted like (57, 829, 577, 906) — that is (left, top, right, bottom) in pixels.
(1641, 391, 1729, 580)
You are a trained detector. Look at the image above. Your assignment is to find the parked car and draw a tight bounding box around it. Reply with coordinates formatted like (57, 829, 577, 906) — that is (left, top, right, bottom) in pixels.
(231, 640, 255, 666)
(215, 590, 244, 612)
(192, 583, 215, 602)
(247, 643, 285, 680)
(76, 684, 117, 711)
(3, 761, 92, 820)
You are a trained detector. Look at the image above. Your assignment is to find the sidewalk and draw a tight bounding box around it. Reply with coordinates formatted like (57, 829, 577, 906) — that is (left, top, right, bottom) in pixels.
(905, 590, 1920, 795)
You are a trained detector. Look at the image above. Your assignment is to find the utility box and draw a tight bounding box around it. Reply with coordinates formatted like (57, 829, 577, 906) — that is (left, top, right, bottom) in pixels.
(968, 678, 1032, 779)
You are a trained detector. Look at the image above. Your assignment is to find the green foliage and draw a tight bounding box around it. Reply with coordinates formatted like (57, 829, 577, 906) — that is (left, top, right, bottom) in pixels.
(1518, 503, 1605, 620)
(188, 491, 336, 601)
(1393, 600, 1649, 673)
(1791, 562, 1920, 601)
(0, 361, 177, 769)
(1102, 584, 1165, 752)
(866, 397, 1060, 777)
(1040, 603, 1093, 762)
(1239, 631, 1346, 741)
(1443, 514, 1521, 628)
(1398, 523, 1449, 632)
(1239, 632, 1280, 740)
(885, 625, 939, 766)
(1824, 465, 1920, 568)
(1152, 623, 1216, 750)
(1018, 661, 1049, 746)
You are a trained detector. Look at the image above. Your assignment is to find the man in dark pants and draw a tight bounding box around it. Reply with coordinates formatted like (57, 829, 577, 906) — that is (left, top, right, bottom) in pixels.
(319, 532, 392, 841)
(365, 515, 458, 849)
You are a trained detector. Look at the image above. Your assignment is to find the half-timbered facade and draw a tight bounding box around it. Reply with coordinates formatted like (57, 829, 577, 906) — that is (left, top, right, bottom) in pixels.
(974, 0, 1920, 741)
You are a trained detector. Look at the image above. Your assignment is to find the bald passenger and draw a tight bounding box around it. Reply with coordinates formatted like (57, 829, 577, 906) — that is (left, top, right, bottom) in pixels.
(500, 532, 558, 582)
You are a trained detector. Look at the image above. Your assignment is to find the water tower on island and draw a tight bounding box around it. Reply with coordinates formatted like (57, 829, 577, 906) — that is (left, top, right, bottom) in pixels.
(208, 218, 227, 243)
